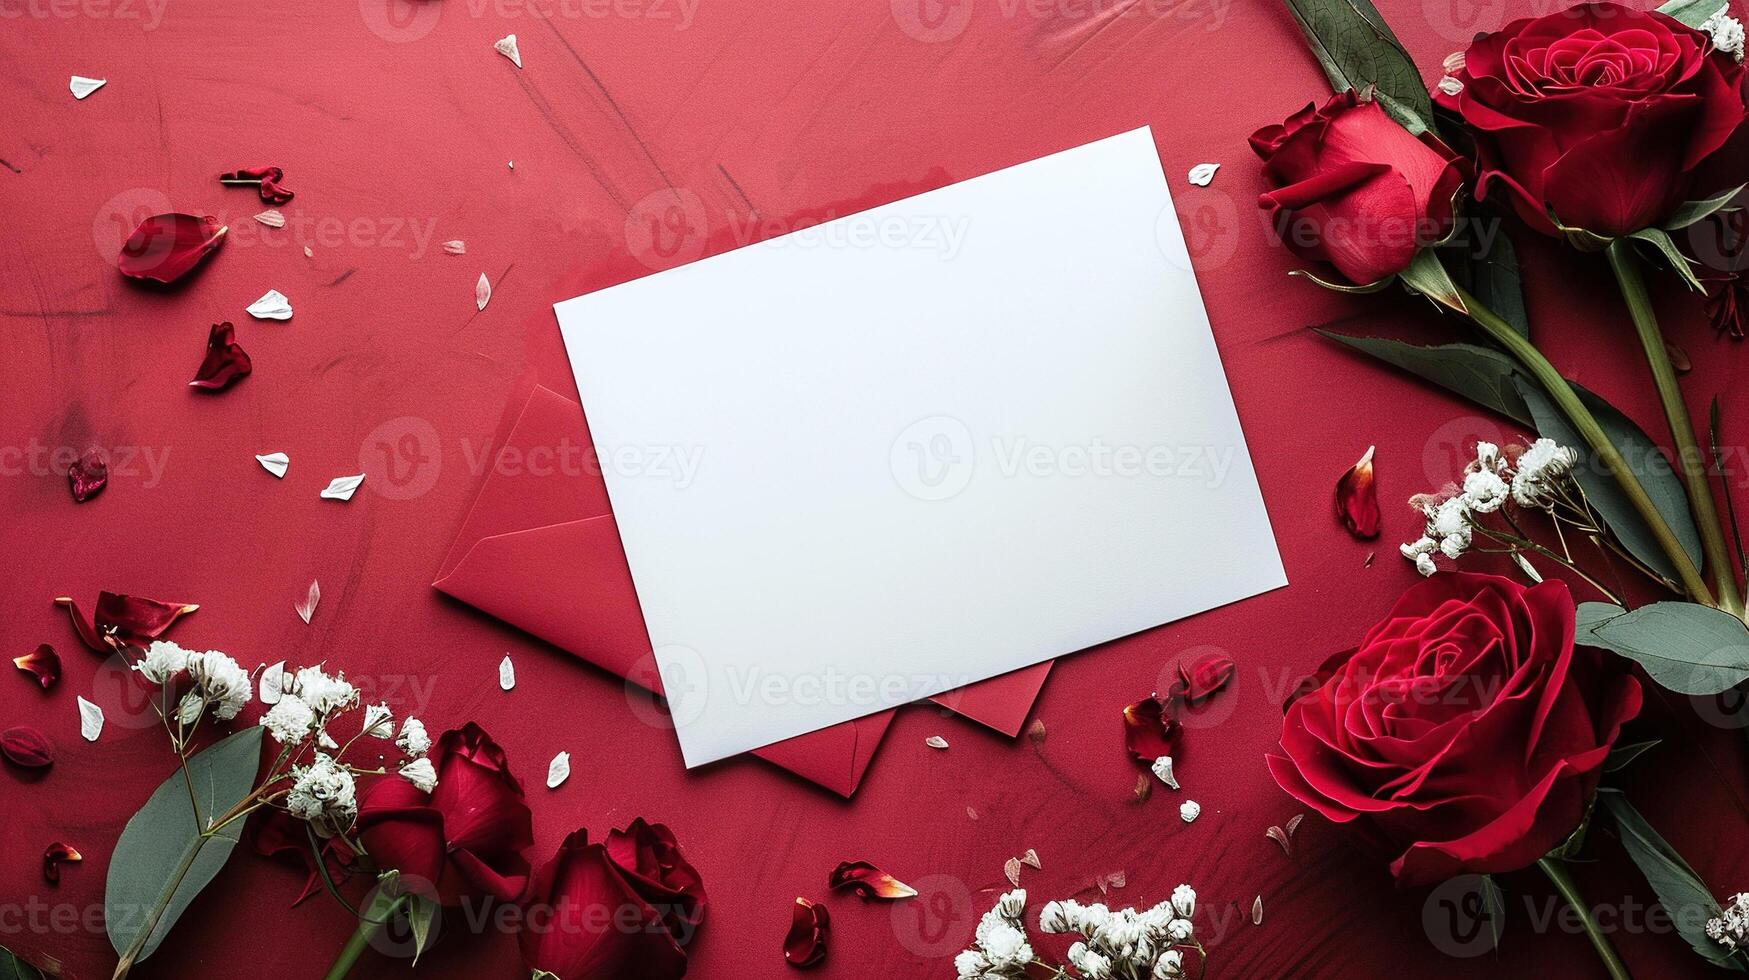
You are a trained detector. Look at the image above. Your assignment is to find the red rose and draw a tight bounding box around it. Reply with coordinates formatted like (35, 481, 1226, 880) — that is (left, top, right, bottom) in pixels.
(1267, 573, 1641, 886)
(1438, 1, 1747, 238)
(1250, 90, 1468, 285)
(517, 821, 707, 980)
(354, 722, 533, 905)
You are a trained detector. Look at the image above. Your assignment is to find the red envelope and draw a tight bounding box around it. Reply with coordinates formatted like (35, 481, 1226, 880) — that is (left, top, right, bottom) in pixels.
(434, 386, 1050, 797)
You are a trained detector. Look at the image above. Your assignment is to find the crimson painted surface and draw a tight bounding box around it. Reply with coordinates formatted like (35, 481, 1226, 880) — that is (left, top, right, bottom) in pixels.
(2, 1, 1747, 978)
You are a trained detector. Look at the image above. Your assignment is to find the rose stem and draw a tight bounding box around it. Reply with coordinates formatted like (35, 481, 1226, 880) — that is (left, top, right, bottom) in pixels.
(1606, 241, 1744, 618)
(321, 884, 411, 980)
(1454, 285, 1715, 607)
(1536, 857, 1633, 980)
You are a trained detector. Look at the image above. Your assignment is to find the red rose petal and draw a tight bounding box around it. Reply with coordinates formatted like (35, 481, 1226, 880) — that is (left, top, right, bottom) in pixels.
(117, 213, 227, 284)
(189, 322, 252, 391)
(1, 726, 53, 768)
(1122, 695, 1180, 764)
(1179, 651, 1236, 704)
(827, 861, 917, 901)
(219, 165, 295, 205)
(783, 897, 829, 968)
(56, 592, 199, 651)
(14, 644, 61, 689)
(68, 447, 108, 502)
(1336, 445, 1380, 539)
(43, 842, 82, 884)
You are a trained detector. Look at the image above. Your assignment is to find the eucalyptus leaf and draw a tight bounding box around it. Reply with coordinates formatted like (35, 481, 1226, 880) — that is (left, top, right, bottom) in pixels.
(1316, 334, 1532, 424)
(0, 945, 45, 980)
(1710, 398, 1749, 591)
(1628, 227, 1707, 292)
(1576, 601, 1749, 695)
(1600, 790, 1741, 968)
(106, 726, 264, 967)
(1516, 379, 1702, 586)
(1664, 184, 1745, 230)
(1281, 0, 1437, 136)
(409, 894, 438, 965)
(1442, 226, 1528, 339)
(1657, 0, 1729, 29)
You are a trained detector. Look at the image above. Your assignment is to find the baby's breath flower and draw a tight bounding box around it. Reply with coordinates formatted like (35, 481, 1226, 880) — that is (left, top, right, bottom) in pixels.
(260, 695, 316, 745)
(1171, 884, 1196, 918)
(183, 650, 251, 721)
(1462, 468, 1509, 513)
(995, 889, 1026, 921)
(1154, 948, 1186, 979)
(396, 716, 431, 757)
(134, 640, 189, 684)
(399, 756, 438, 793)
(292, 666, 357, 716)
(361, 702, 394, 739)
(1511, 438, 1578, 508)
(287, 753, 357, 836)
(1704, 6, 1745, 61)
(954, 950, 991, 979)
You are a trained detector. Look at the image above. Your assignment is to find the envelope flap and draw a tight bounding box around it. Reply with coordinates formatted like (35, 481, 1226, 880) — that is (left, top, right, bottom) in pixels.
(929, 660, 1053, 736)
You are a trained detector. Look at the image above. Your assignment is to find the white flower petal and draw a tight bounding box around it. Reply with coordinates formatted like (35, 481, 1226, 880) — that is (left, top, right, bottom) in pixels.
(475, 272, 492, 311)
(442, 240, 466, 255)
(254, 209, 286, 228)
(494, 33, 522, 68)
(296, 579, 320, 624)
(547, 751, 570, 788)
(78, 696, 104, 741)
(1179, 799, 1201, 823)
(925, 735, 949, 749)
(260, 661, 287, 705)
(1186, 163, 1220, 186)
(70, 76, 106, 100)
(246, 289, 293, 321)
(499, 654, 515, 691)
(320, 474, 364, 501)
(256, 452, 289, 478)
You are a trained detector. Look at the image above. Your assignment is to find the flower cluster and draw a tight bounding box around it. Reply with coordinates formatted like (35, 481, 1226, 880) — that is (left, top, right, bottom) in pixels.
(1703, 6, 1745, 62)
(1400, 440, 1578, 576)
(1707, 892, 1749, 952)
(955, 886, 1202, 979)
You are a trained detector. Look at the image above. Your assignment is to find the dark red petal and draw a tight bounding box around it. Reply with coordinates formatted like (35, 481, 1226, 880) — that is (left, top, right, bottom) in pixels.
(189, 322, 252, 391)
(43, 842, 82, 884)
(14, 644, 61, 689)
(1336, 445, 1381, 539)
(68, 448, 108, 502)
(1179, 651, 1237, 704)
(827, 861, 917, 900)
(1, 726, 54, 768)
(784, 897, 830, 968)
(1122, 695, 1180, 764)
(219, 166, 295, 205)
(96, 592, 199, 645)
(117, 213, 227, 284)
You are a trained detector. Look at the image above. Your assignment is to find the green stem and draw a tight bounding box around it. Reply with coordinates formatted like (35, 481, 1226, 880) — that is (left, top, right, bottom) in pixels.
(1537, 857, 1633, 980)
(1455, 286, 1716, 607)
(1606, 241, 1744, 618)
(322, 891, 410, 980)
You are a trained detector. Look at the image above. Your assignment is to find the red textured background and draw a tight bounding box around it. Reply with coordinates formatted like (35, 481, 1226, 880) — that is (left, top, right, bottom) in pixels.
(2, 0, 1747, 977)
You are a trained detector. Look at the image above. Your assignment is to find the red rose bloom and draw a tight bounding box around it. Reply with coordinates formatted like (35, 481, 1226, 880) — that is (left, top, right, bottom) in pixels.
(354, 723, 533, 905)
(1438, 2, 1747, 237)
(1267, 573, 1641, 886)
(1250, 90, 1468, 286)
(517, 821, 707, 980)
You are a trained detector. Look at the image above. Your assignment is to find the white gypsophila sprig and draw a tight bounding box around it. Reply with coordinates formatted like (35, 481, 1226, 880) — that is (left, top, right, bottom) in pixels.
(179, 650, 252, 722)
(1402, 439, 1580, 576)
(1708, 892, 1749, 951)
(260, 694, 316, 745)
(291, 665, 357, 716)
(287, 752, 357, 836)
(361, 701, 394, 739)
(396, 716, 430, 757)
(1511, 437, 1579, 508)
(398, 756, 438, 793)
(1704, 6, 1745, 61)
(134, 640, 189, 684)
(972, 888, 1200, 980)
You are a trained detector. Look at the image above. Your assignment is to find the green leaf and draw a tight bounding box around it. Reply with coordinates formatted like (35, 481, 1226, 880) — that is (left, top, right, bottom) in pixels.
(1289, 268, 1395, 294)
(1710, 398, 1749, 593)
(1628, 227, 1706, 292)
(1658, 0, 1728, 29)
(1316, 334, 1533, 424)
(0, 945, 46, 980)
(1442, 226, 1528, 339)
(408, 894, 437, 965)
(1664, 184, 1746, 230)
(1398, 249, 1466, 312)
(1599, 790, 1742, 968)
(1516, 379, 1703, 586)
(106, 726, 264, 966)
(1604, 739, 1661, 773)
(1577, 601, 1749, 695)
(1281, 0, 1438, 136)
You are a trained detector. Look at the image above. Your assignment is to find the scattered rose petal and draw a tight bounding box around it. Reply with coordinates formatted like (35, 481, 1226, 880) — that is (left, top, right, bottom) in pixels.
(1252, 895, 1263, 925)
(189, 322, 252, 391)
(118, 213, 227, 285)
(1266, 825, 1291, 856)
(260, 661, 286, 705)
(43, 842, 82, 884)
(1152, 755, 1179, 790)
(1442, 50, 1466, 74)
(1020, 848, 1041, 870)
(303, 246, 313, 259)
(246, 288, 293, 321)
(68, 447, 107, 502)
(1003, 857, 1023, 888)
(218, 166, 294, 205)
(319, 474, 364, 501)
(70, 75, 105, 99)
(295, 580, 320, 624)
(494, 33, 522, 68)
(1179, 651, 1236, 704)
(784, 897, 830, 969)
(499, 654, 515, 691)
(256, 452, 289, 478)
(1437, 75, 1464, 96)
(925, 735, 948, 749)
(1285, 813, 1304, 837)
(14, 645, 61, 689)
(78, 696, 103, 741)
(546, 750, 570, 789)
(1336, 445, 1380, 539)
(254, 209, 286, 228)
(476, 272, 492, 311)
(442, 240, 466, 255)
(56, 592, 198, 652)
(1, 726, 53, 768)
(1122, 695, 1179, 764)
(1364, 551, 1375, 567)
(828, 861, 917, 900)
(1134, 772, 1153, 802)
(1179, 800, 1201, 823)
(1026, 719, 1046, 744)
(965, 806, 978, 820)
(1187, 163, 1220, 186)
